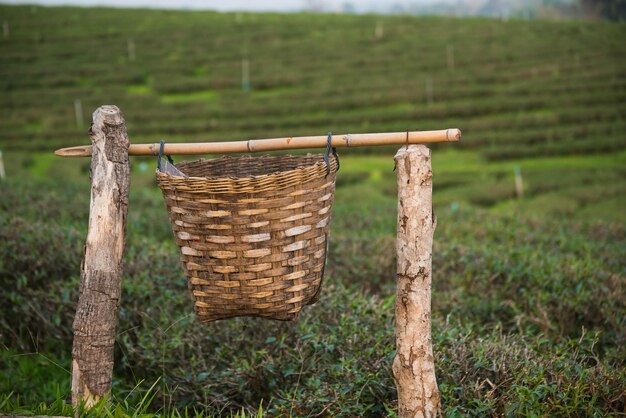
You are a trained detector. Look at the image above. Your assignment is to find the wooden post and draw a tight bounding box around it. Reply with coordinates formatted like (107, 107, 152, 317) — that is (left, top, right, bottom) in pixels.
(71, 105, 130, 408)
(74, 99, 83, 129)
(425, 76, 434, 106)
(0, 150, 5, 180)
(242, 57, 250, 92)
(447, 44, 454, 72)
(127, 38, 136, 61)
(514, 166, 524, 198)
(393, 145, 441, 417)
(375, 20, 384, 39)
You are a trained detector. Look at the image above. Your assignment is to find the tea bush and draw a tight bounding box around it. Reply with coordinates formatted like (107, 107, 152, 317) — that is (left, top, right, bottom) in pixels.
(1, 178, 624, 415)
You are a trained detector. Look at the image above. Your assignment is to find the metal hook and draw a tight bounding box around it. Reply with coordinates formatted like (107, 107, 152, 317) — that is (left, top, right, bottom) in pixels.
(324, 132, 340, 176)
(157, 140, 174, 172)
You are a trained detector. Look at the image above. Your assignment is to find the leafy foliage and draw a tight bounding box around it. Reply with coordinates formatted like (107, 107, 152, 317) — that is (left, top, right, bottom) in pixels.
(1, 177, 624, 416)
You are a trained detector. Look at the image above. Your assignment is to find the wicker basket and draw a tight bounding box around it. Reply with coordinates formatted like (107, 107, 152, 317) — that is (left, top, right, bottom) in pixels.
(156, 153, 338, 322)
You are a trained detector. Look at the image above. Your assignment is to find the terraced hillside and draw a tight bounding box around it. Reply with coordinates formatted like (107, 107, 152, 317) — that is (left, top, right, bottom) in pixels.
(1, 6, 624, 161)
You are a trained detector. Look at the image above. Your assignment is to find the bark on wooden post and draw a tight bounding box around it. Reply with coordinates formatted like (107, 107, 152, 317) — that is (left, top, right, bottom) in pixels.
(71, 105, 130, 408)
(393, 145, 441, 417)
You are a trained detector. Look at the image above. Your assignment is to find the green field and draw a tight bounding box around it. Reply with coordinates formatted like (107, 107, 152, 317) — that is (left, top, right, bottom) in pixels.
(0, 5, 625, 417)
(1, 5, 625, 221)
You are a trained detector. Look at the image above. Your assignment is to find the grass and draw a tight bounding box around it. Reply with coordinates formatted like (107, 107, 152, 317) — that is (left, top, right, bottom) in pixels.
(0, 369, 265, 417)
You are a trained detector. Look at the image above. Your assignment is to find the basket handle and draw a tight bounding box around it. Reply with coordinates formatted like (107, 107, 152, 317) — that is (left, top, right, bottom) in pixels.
(324, 132, 340, 176)
(309, 232, 330, 305)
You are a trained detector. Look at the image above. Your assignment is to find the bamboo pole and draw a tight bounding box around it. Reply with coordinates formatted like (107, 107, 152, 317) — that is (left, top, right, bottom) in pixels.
(394, 145, 441, 417)
(54, 129, 461, 158)
(71, 105, 130, 409)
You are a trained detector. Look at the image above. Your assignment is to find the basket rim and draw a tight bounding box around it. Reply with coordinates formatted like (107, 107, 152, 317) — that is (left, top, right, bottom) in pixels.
(157, 153, 336, 182)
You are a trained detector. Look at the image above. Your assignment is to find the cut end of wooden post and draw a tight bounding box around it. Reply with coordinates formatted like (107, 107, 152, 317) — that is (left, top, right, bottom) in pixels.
(394, 143, 431, 163)
(55, 145, 93, 158)
(94, 105, 124, 125)
(447, 128, 462, 142)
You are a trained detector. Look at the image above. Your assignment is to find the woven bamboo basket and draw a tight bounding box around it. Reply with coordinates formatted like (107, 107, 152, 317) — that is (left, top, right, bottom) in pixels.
(156, 153, 338, 322)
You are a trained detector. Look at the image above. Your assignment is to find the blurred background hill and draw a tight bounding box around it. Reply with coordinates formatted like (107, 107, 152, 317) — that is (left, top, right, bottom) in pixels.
(3, 0, 625, 19)
(1, 3, 624, 221)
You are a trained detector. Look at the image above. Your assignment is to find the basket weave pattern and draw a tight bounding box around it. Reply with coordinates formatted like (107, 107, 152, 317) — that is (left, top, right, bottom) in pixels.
(156, 154, 338, 322)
